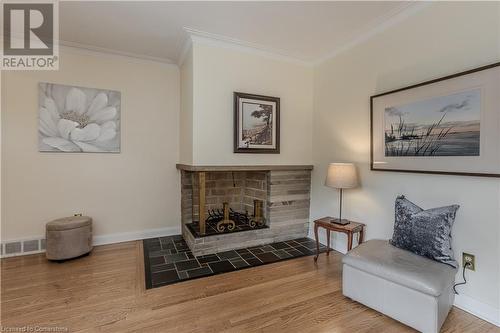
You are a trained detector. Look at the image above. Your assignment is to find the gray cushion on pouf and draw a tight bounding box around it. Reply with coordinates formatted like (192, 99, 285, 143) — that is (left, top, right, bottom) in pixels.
(390, 195, 459, 268)
(343, 239, 457, 296)
(46, 216, 93, 260)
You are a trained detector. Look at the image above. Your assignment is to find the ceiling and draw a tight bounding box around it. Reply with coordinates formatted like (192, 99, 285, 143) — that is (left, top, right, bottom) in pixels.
(59, 1, 415, 64)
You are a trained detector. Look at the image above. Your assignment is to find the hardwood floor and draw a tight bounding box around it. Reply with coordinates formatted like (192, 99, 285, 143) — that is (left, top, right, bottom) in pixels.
(1, 241, 498, 332)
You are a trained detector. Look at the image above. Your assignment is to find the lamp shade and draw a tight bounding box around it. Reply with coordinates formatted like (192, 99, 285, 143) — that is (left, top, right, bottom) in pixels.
(325, 163, 358, 189)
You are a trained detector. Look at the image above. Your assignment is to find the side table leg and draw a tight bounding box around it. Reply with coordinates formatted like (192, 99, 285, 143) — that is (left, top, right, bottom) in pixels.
(314, 224, 320, 262)
(347, 233, 353, 251)
(326, 230, 330, 256)
(359, 227, 365, 244)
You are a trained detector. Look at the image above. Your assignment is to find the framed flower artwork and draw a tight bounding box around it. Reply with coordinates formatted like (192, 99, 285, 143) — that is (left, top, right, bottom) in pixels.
(39, 82, 121, 153)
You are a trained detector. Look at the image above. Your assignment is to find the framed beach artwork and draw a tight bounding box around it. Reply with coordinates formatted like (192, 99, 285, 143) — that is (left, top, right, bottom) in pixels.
(234, 92, 280, 153)
(39, 82, 121, 153)
(371, 62, 500, 177)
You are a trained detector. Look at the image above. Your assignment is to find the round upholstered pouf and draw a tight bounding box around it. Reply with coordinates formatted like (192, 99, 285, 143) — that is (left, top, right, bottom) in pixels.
(46, 216, 93, 260)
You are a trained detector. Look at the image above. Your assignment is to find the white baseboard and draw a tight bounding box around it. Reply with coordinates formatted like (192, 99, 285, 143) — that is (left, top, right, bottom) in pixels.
(454, 293, 500, 327)
(1, 226, 181, 258)
(92, 226, 181, 246)
(1, 248, 46, 258)
(309, 231, 500, 328)
(307, 229, 350, 255)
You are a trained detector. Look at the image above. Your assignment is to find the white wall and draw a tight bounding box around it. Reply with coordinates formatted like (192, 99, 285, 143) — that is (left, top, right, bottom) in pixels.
(189, 41, 314, 165)
(179, 48, 194, 165)
(1, 49, 181, 241)
(311, 2, 500, 323)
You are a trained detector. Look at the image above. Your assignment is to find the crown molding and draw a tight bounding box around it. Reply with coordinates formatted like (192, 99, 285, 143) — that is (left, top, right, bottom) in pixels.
(59, 40, 176, 67)
(314, 1, 431, 65)
(183, 27, 314, 67)
(177, 34, 193, 67)
(54, 2, 429, 69)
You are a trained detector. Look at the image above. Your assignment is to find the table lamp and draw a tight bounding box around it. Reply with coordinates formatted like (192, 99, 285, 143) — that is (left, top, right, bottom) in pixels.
(325, 163, 359, 225)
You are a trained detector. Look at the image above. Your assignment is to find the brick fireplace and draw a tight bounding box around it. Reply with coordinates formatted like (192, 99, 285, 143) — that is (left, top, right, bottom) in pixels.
(177, 164, 313, 256)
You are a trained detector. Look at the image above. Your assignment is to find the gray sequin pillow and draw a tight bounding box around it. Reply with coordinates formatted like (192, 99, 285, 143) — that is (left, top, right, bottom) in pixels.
(390, 195, 459, 268)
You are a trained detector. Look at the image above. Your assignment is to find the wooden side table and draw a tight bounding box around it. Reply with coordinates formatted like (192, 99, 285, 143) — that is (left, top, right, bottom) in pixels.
(313, 217, 365, 262)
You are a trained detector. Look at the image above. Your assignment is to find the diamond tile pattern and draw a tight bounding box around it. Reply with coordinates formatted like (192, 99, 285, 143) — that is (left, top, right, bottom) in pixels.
(144, 235, 326, 289)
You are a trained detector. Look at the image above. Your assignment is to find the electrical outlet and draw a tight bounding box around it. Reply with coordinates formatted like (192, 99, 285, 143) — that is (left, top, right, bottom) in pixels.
(74, 213, 83, 217)
(462, 252, 475, 271)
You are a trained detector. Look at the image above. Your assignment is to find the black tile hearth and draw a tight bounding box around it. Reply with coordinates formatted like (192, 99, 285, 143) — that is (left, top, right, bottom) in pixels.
(216, 250, 240, 260)
(175, 259, 200, 271)
(149, 256, 165, 266)
(261, 245, 275, 252)
(151, 263, 175, 273)
(187, 266, 212, 278)
(229, 258, 250, 268)
(286, 249, 303, 257)
(208, 260, 236, 274)
(149, 249, 171, 257)
(244, 257, 263, 266)
(273, 249, 293, 259)
(235, 248, 250, 255)
(239, 252, 257, 260)
(143, 235, 326, 289)
(255, 251, 280, 263)
(151, 269, 179, 285)
(248, 247, 264, 255)
(285, 240, 300, 247)
(197, 254, 219, 264)
(164, 252, 188, 264)
(270, 242, 290, 250)
(296, 246, 315, 255)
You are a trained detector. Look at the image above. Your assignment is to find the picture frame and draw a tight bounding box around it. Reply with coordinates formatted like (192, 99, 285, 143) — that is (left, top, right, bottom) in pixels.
(39, 82, 121, 153)
(234, 92, 280, 154)
(370, 62, 500, 177)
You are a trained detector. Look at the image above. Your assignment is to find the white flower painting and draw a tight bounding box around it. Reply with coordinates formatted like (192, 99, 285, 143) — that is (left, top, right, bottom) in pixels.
(39, 82, 121, 153)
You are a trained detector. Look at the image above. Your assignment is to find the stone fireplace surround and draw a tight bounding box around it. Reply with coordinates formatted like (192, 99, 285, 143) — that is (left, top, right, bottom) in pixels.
(177, 164, 313, 256)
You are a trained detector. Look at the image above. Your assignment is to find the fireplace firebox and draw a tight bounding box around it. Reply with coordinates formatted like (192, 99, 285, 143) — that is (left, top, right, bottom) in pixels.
(186, 199, 267, 237)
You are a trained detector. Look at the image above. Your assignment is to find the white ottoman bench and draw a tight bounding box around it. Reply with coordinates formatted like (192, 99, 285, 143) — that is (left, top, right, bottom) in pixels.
(46, 216, 93, 260)
(342, 239, 457, 333)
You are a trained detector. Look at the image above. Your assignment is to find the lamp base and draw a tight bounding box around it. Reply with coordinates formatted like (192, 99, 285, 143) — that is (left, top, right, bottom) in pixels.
(330, 218, 350, 226)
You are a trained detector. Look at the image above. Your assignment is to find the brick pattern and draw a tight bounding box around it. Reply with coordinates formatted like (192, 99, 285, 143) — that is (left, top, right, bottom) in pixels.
(180, 171, 194, 225)
(181, 170, 269, 226)
(191, 171, 247, 220)
(267, 170, 311, 237)
(180, 169, 312, 256)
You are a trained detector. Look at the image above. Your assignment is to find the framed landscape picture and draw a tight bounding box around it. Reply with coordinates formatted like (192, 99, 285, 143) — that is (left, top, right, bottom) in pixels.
(371, 62, 500, 177)
(234, 92, 280, 153)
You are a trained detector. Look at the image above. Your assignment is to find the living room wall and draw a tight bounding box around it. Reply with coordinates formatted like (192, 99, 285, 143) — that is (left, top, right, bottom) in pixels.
(1, 49, 181, 243)
(311, 2, 500, 324)
(180, 49, 194, 165)
(181, 41, 314, 166)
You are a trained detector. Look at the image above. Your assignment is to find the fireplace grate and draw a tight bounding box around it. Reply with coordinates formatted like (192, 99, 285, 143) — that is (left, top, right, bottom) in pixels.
(186, 210, 268, 238)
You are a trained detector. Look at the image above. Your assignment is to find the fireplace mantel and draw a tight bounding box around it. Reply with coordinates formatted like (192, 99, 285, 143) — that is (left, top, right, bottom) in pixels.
(176, 164, 313, 172)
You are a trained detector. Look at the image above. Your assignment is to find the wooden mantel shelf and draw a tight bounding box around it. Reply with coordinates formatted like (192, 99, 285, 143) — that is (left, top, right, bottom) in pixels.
(176, 164, 313, 172)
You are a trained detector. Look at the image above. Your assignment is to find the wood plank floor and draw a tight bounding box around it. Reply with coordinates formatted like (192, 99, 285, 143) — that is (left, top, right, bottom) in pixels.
(1, 241, 498, 332)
